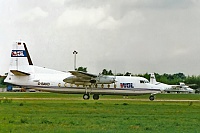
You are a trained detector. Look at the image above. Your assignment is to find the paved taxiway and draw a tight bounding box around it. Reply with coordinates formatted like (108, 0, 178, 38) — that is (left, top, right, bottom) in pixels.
(1, 97, 200, 102)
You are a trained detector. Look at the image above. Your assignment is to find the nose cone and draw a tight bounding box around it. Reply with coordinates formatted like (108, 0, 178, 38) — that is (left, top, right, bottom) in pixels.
(188, 88, 194, 93)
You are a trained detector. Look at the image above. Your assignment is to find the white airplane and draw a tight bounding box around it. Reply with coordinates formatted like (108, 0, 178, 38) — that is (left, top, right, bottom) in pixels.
(150, 73, 194, 93)
(4, 41, 162, 100)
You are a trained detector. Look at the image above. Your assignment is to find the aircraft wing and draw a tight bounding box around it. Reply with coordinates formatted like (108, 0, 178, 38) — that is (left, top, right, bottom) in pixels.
(64, 71, 115, 85)
(63, 71, 98, 84)
(69, 71, 97, 79)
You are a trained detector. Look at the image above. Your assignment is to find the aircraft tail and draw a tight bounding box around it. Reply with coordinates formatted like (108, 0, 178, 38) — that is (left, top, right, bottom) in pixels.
(9, 41, 33, 75)
(150, 73, 157, 84)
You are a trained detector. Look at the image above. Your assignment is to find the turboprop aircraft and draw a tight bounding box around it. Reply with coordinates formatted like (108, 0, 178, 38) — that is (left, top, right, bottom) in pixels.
(4, 41, 162, 100)
(150, 73, 194, 93)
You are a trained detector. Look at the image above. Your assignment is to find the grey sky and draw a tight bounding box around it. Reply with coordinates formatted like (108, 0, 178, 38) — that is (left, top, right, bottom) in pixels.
(1, 0, 200, 75)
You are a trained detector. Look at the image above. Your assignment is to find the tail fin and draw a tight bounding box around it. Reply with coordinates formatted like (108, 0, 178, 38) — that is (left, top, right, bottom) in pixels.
(9, 41, 33, 75)
(150, 73, 157, 84)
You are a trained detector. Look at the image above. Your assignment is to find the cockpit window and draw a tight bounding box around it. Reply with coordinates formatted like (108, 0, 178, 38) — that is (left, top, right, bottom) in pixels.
(140, 80, 144, 83)
(140, 80, 149, 83)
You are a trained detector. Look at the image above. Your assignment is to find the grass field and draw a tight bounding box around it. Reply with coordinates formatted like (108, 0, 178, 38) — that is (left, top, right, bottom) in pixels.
(0, 93, 199, 133)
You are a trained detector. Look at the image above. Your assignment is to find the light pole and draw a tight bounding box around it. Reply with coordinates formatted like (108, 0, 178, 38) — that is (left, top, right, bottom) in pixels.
(73, 50, 78, 70)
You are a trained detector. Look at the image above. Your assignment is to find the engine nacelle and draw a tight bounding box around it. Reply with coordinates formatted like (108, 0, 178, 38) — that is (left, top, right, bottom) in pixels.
(63, 76, 77, 83)
(95, 76, 115, 84)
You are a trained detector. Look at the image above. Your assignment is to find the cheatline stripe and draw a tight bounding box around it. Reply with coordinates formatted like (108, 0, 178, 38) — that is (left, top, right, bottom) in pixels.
(20, 85, 161, 91)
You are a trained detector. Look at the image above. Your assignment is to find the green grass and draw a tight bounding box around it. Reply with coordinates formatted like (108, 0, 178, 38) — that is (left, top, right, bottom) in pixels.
(0, 93, 199, 133)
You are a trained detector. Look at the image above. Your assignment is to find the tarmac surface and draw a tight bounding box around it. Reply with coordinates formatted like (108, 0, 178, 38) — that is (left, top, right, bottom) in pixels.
(0, 97, 199, 102)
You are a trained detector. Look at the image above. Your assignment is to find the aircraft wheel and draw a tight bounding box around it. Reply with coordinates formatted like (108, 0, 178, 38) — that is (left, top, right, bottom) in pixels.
(149, 95, 154, 101)
(93, 94, 99, 100)
(83, 94, 90, 100)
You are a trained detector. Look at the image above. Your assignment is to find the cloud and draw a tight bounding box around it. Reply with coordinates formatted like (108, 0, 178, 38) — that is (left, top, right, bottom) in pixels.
(50, 0, 66, 5)
(132, 0, 194, 10)
(20, 7, 48, 22)
(56, 5, 119, 30)
(120, 10, 145, 26)
(1, 0, 200, 75)
(97, 16, 120, 30)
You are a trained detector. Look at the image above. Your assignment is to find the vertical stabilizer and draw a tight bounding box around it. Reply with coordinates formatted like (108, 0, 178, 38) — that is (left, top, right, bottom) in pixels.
(150, 73, 157, 84)
(9, 41, 33, 75)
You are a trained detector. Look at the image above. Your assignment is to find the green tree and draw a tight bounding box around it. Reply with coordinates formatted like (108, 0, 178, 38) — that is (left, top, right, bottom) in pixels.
(102, 69, 114, 75)
(0, 76, 6, 88)
(102, 69, 108, 75)
(185, 75, 200, 89)
(116, 73, 123, 76)
(124, 72, 131, 76)
(141, 73, 150, 80)
(108, 70, 114, 75)
(77, 67, 87, 72)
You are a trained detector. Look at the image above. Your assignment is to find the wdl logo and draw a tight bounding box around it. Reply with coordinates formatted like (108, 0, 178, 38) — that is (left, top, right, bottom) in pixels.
(120, 83, 134, 88)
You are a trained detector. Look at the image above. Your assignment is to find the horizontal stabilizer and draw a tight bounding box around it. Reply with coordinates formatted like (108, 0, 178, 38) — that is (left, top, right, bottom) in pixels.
(10, 70, 30, 76)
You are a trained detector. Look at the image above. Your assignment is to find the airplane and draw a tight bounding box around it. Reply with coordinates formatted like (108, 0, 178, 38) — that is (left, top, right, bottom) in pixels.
(149, 73, 194, 93)
(4, 41, 162, 100)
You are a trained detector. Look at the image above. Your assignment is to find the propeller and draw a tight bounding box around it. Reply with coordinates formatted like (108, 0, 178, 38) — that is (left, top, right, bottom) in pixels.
(112, 70, 117, 84)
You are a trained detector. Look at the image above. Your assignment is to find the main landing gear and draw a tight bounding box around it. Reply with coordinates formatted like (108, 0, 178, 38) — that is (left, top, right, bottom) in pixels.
(83, 94, 99, 100)
(83, 86, 99, 100)
(83, 93, 90, 100)
(93, 94, 99, 100)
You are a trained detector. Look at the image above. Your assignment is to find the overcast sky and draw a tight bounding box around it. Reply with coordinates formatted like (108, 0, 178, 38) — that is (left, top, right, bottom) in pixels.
(1, 0, 200, 76)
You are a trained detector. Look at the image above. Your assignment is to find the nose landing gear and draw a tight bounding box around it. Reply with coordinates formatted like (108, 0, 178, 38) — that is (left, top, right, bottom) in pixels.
(149, 95, 155, 101)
